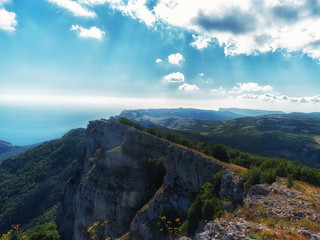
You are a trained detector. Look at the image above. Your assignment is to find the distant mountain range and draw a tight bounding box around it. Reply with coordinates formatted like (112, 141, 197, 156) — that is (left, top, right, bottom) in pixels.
(116, 108, 286, 130)
(0, 140, 37, 162)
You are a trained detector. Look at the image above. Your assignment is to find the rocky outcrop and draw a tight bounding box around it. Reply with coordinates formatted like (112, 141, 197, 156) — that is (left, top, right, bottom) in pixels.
(56, 119, 237, 240)
(196, 178, 320, 240)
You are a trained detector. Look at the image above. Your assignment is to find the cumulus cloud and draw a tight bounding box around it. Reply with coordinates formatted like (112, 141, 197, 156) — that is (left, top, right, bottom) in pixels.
(178, 83, 199, 91)
(0, 8, 17, 32)
(190, 34, 212, 49)
(230, 82, 273, 94)
(199, 73, 204, 77)
(168, 53, 184, 65)
(71, 25, 105, 40)
(47, 0, 96, 17)
(162, 72, 185, 83)
(156, 58, 163, 63)
(100, 0, 320, 61)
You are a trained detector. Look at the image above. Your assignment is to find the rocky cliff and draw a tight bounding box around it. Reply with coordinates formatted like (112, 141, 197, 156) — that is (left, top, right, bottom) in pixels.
(56, 119, 244, 240)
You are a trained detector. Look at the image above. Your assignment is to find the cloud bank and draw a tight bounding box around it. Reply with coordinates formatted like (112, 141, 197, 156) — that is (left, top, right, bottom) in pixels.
(92, 0, 320, 61)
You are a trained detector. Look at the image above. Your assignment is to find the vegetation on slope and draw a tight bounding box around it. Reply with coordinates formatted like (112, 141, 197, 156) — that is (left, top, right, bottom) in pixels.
(0, 128, 86, 234)
(173, 113, 320, 168)
(118, 117, 320, 187)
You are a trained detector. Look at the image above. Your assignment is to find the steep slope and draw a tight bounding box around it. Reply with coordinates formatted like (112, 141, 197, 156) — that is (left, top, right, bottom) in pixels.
(56, 119, 244, 240)
(0, 128, 86, 233)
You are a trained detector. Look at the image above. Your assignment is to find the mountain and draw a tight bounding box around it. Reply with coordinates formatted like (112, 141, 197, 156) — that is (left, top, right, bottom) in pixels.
(0, 128, 86, 234)
(1, 118, 320, 239)
(56, 118, 320, 240)
(116, 108, 286, 130)
(116, 108, 242, 129)
(218, 108, 285, 117)
(0, 140, 37, 162)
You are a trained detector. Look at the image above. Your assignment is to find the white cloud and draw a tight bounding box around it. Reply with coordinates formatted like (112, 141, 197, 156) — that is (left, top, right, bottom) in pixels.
(100, 0, 320, 61)
(168, 53, 184, 65)
(71, 25, 105, 40)
(156, 58, 163, 63)
(190, 34, 212, 49)
(47, 0, 96, 17)
(0, 8, 17, 32)
(105, 0, 156, 26)
(230, 82, 273, 94)
(199, 73, 204, 77)
(162, 72, 185, 83)
(178, 83, 199, 91)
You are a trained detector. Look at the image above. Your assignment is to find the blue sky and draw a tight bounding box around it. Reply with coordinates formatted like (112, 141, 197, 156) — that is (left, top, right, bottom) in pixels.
(1, 0, 320, 144)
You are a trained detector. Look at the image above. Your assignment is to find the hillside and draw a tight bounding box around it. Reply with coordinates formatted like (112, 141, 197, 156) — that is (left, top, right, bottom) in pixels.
(172, 113, 320, 168)
(0, 140, 36, 162)
(119, 109, 320, 168)
(0, 128, 86, 234)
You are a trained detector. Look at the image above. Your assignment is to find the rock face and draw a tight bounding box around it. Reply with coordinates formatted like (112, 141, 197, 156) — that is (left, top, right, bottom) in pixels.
(56, 119, 232, 240)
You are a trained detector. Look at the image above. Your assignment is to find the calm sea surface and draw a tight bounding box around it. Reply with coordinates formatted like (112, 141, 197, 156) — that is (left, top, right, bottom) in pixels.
(0, 106, 119, 146)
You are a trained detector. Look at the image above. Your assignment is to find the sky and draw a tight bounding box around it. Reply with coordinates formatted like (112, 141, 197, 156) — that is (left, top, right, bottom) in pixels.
(1, 0, 320, 145)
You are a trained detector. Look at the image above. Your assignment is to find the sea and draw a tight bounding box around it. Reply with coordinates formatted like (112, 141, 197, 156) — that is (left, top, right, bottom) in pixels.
(0, 106, 120, 146)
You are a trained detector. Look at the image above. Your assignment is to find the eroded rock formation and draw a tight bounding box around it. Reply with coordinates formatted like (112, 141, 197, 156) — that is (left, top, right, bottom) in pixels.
(56, 119, 241, 240)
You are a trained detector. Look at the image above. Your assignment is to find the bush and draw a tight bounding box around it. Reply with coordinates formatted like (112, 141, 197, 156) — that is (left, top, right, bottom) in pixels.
(286, 175, 294, 188)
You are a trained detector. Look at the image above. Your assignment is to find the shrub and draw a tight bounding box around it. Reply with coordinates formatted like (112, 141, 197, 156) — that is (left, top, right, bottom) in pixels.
(261, 169, 276, 185)
(286, 175, 294, 188)
(245, 167, 261, 188)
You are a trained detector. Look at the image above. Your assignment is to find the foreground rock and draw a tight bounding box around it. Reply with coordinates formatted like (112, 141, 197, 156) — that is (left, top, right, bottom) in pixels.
(196, 178, 320, 240)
